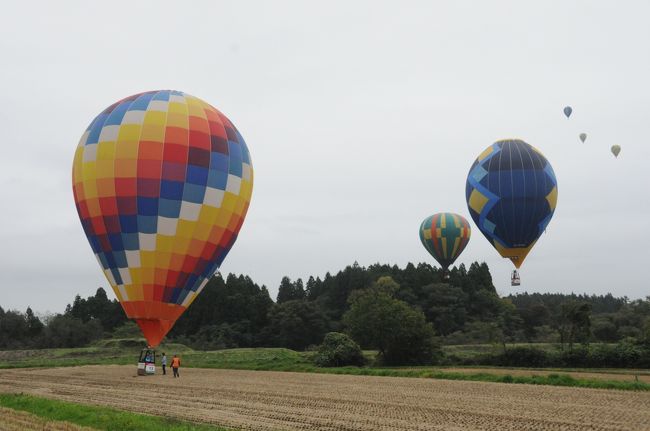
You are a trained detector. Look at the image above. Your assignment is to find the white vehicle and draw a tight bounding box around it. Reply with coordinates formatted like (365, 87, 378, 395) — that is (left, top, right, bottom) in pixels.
(137, 348, 156, 376)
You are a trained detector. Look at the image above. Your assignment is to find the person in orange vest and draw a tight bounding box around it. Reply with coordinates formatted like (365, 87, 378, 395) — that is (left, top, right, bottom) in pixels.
(171, 354, 181, 378)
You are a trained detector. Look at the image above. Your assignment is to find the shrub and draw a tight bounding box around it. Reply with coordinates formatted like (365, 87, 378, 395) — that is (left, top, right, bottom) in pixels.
(313, 332, 366, 367)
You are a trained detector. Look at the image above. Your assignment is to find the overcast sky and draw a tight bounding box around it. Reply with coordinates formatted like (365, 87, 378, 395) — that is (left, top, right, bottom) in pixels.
(1, 1, 649, 314)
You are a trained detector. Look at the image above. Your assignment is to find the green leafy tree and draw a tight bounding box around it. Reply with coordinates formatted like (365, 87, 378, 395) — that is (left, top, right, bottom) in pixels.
(44, 315, 103, 348)
(419, 283, 467, 335)
(497, 299, 523, 352)
(518, 303, 550, 341)
(343, 276, 440, 365)
(591, 316, 620, 342)
(0, 310, 28, 348)
(261, 300, 330, 350)
(557, 301, 592, 351)
(343, 276, 398, 355)
(639, 317, 650, 347)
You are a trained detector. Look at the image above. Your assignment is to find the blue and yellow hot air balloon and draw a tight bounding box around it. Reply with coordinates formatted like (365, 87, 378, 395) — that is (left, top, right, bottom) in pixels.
(465, 139, 557, 271)
(419, 213, 471, 273)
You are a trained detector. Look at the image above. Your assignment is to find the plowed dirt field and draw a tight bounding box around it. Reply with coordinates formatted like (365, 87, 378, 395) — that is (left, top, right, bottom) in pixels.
(1, 365, 649, 431)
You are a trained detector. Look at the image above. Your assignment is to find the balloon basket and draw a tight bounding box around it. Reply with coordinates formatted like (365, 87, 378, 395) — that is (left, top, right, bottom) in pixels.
(137, 348, 156, 376)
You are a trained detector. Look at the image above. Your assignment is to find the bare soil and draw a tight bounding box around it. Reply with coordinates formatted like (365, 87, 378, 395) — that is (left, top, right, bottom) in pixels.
(1, 365, 650, 431)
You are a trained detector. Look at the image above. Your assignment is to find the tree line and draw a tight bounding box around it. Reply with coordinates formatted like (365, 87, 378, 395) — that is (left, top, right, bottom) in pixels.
(1, 261, 649, 366)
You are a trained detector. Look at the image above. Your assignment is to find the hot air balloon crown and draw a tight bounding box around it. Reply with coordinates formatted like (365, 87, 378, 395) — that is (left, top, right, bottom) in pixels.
(72, 90, 253, 347)
(465, 139, 557, 268)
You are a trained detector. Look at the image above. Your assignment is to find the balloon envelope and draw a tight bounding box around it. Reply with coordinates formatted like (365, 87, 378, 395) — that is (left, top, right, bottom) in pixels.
(72, 90, 254, 347)
(465, 139, 557, 268)
(563, 106, 572, 118)
(419, 213, 471, 270)
(579, 133, 587, 143)
(611, 145, 621, 157)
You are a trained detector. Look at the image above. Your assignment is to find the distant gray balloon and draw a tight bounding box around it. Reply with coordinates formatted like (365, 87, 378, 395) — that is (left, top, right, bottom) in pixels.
(563, 106, 572, 118)
(611, 145, 621, 157)
(579, 133, 587, 143)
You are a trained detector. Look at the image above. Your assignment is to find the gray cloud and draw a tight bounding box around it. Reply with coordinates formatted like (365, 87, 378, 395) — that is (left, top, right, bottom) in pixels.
(1, 0, 648, 313)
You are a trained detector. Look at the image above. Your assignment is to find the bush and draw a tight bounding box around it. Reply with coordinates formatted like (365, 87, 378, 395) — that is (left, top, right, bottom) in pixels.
(313, 332, 366, 367)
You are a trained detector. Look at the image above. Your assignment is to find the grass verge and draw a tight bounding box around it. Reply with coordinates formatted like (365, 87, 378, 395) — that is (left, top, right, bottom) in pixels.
(313, 368, 650, 391)
(180, 348, 650, 391)
(0, 393, 229, 431)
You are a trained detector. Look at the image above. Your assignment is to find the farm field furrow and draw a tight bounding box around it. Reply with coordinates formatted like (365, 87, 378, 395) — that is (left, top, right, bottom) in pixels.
(1, 365, 650, 431)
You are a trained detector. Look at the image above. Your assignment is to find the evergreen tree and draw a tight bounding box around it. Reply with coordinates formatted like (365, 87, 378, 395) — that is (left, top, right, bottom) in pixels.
(277, 276, 295, 303)
(276, 276, 306, 303)
(25, 306, 44, 337)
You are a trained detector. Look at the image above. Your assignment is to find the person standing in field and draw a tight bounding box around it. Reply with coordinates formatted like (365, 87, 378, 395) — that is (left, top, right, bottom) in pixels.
(171, 354, 181, 378)
(161, 352, 167, 375)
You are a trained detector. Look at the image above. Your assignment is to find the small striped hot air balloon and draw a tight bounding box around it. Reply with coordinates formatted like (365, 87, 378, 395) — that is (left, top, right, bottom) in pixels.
(419, 213, 471, 276)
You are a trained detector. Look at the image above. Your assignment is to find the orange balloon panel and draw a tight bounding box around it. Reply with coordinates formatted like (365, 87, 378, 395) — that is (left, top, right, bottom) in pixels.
(72, 90, 253, 346)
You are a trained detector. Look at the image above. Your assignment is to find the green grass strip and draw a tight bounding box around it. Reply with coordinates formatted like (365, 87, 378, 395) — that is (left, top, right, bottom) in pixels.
(177, 360, 650, 391)
(0, 393, 230, 431)
(306, 367, 650, 391)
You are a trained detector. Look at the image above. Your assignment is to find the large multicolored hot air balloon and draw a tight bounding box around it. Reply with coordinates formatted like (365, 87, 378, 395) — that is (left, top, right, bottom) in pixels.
(419, 213, 471, 272)
(72, 90, 253, 347)
(465, 139, 557, 269)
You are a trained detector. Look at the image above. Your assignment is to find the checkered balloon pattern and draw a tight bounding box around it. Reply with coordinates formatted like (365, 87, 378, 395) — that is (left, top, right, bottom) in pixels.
(419, 213, 471, 271)
(72, 90, 253, 347)
(465, 139, 557, 268)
